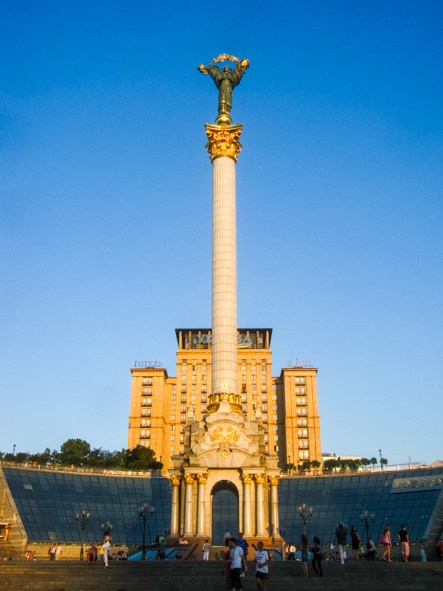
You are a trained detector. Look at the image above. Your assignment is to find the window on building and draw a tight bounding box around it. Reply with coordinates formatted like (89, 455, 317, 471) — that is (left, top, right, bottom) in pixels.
(143, 378, 148, 385)
(142, 387, 147, 395)
(272, 384, 277, 390)
(146, 430, 150, 438)
(264, 435, 268, 443)
(181, 385, 187, 393)
(263, 415, 268, 423)
(192, 385, 196, 391)
(262, 404, 268, 412)
(242, 395, 247, 403)
(147, 409, 151, 416)
(171, 414, 176, 421)
(201, 395, 207, 403)
(170, 445, 175, 452)
(202, 375, 206, 380)
(262, 395, 267, 402)
(202, 405, 207, 413)
(272, 394, 277, 400)
(180, 426, 185, 434)
(171, 404, 176, 410)
(170, 435, 175, 441)
(171, 425, 175, 430)
(146, 419, 151, 427)
(181, 395, 187, 403)
(251, 364, 256, 371)
(141, 408, 147, 416)
(273, 414, 278, 421)
(172, 384, 176, 391)
(202, 364, 207, 371)
(252, 375, 256, 381)
(262, 374, 266, 381)
(265, 445, 269, 453)
(192, 375, 196, 381)
(192, 365, 197, 371)
(171, 394, 176, 401)
(182, 374, 187, 381)
(241, 364, 246, 371)
(261, 364, 266, 371)
(181, 404, 186, 413)
(192, 394, 196, 400)
(180, 436, 184, 444)
(274, 445, 279, 452)
(181, 415, 186, 423)
(202, 385, 207, 393)
(252, 385, 257, 390)
(242, 374, 246, 381)
(141, 429, 145, 437)
(141, 419, 146, 427)
(262, 385, 267, 393)
(273, 404, 277, 410)
(147, 387, 152, 395)
(242, 404, 247, 412)
(241, 384, 247, 393)
(182, 364, 187, 371)
(274, 425, 278, 431)
(180, 446, 185, 454)
(147, 398, 152, 406)
(274, 435, 278, 441)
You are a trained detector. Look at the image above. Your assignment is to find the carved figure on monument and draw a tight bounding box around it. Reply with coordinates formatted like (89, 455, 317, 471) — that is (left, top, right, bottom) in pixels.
(198, 54, 250, 125)
(184, 473, 195, 485)
(170, 476, 181, 486)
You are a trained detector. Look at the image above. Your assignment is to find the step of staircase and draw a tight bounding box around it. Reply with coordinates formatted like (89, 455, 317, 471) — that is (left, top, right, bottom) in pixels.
(0, 559, 442, 591)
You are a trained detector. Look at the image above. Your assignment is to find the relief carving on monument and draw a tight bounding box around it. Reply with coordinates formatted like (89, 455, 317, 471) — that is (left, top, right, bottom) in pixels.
(170, 476, 181, 486)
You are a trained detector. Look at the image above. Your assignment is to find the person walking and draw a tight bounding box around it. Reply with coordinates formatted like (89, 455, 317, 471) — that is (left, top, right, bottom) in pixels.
(55, 543, 63, 560)
(222, 547, 232, 591)
(312, 536, 323, 576)
(398, 525, 409, 562)
(236, 533, 249, 575)
(254, 541, 270, 591)
(203, 539, 211, 561)
(48, 544, 56, 560)
(367, 537, 376, 561)
(301, 534, 309, 577)
(224, 529, 231, 547)
(382, 525, 392, 562)
(350, 526, 361, 560)
(419, 541, 428, 562)
(102, 530, 112, 568)
(333, 524, 347, 565)
(229, 537, 247, 591)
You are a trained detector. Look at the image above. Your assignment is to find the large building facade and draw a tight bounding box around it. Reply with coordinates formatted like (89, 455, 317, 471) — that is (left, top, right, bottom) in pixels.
(127, 328, 322, 472)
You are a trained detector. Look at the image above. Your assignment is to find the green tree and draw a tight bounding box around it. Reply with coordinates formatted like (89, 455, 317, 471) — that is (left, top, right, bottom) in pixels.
(370, 457, 377, 469)
(361, 458, 370, 468)
(57, 439, 91, 466)
(380, 458, 388, 469)
(301, 460, 311, 472)
(311, 460, 321, 473)
(29, 448, 54, 465)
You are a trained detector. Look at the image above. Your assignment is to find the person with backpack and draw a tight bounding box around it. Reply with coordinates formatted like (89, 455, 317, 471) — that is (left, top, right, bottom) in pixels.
(254, 541, 270, 591)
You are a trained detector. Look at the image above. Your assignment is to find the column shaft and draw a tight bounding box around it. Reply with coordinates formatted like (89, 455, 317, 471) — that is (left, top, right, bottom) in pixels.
(170, 484, 179, 535)
(271, 484, 280, 536)
(256, 481, 266, 536)
(196, 481, 206, 537)
(212, 156, 237, 395)
(243, 481, 252, 536)
(184, 481, 194, 536)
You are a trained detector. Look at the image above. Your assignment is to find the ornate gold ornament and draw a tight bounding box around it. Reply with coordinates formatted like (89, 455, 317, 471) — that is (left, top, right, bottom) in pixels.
(255, 474, 265, 485)
(170, 476, 181, 486)
(242, 473, 253, 484)
(184, 473, 195, 485)
(269, 476, 280, 486)
(220, 449, 229, 459)
(204, 123, 243, 162)
(210, 426, 240, 445)
(197, 473, 208, 485)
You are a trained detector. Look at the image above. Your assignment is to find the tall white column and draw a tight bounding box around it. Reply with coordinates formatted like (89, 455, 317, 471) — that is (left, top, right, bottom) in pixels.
(196, 474, 208, 537)
(184, 474, 195, 536)
(205, 124, 243, 397)
(170, 476, 180, 536)
(242, 474, 253, 536)
(255, 474, 266, 536)
(269, 476, 280, 537)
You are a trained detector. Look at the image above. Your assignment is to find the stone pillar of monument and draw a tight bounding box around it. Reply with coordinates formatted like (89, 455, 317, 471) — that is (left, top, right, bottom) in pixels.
(269, 475, 280, 536)
(184, 473, 195, 536)
(170, 476, 180, 536)
(242, 473, 253, 536)
(255, 473, 266, 536)
(196, 473, 208, 537)
(205, 124, 243, 398)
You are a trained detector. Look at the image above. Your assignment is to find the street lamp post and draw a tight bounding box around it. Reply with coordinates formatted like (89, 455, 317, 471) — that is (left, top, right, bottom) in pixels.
(101, 520, 113, 538)
(76, 510, 90, 560)
(138, 504, 156, 560)
(298, 504, 313, 536)
(360, 511, 375, 547)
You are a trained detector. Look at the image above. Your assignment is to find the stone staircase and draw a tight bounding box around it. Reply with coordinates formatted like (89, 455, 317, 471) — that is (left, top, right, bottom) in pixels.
(0, 558, 442, 591)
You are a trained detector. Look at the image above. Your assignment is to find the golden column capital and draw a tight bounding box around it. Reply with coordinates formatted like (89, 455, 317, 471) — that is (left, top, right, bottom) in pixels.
(170, 476, 181, 486)
(269, 475, 280, 486)
(184, 473, 196, 485)
(254, 474, 265, 485)
(197, 473, 208, 485)
(204, 123, 243, 162)
(242, 473, 253, 485)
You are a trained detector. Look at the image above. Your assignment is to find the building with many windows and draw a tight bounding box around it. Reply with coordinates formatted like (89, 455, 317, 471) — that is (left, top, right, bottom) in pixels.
(127, 328, 322, 473)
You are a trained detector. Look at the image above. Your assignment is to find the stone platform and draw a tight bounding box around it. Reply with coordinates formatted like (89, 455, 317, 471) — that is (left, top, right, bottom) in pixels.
(0, 558, 442, 591)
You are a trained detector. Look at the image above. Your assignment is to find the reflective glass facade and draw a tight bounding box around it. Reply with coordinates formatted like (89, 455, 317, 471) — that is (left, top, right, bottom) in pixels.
(2, 468, 171, 545)
(212, 488, 239, 545)
(279, 468, 443, 544)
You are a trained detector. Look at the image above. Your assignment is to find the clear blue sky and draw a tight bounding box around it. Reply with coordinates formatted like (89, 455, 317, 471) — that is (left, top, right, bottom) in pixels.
(1, 1, 442, 465)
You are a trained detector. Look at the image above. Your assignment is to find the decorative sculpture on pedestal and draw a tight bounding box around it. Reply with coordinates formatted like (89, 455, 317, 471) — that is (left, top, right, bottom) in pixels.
(198, 54, 250, 126)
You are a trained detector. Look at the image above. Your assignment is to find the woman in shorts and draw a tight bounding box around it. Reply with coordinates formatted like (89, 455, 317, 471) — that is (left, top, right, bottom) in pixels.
(382, 525, 392, 562)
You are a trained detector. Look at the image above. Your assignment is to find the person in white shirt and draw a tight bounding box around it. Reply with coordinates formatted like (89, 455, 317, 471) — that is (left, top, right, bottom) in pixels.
(202, 539, 210, 561)
(228, 538, 247, 590)
(254, 541, 270, 591)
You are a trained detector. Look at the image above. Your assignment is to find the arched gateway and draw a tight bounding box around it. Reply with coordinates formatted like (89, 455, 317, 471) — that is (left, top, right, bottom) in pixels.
(168, 399, 281, 545)
(211, 481, 239, 545)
